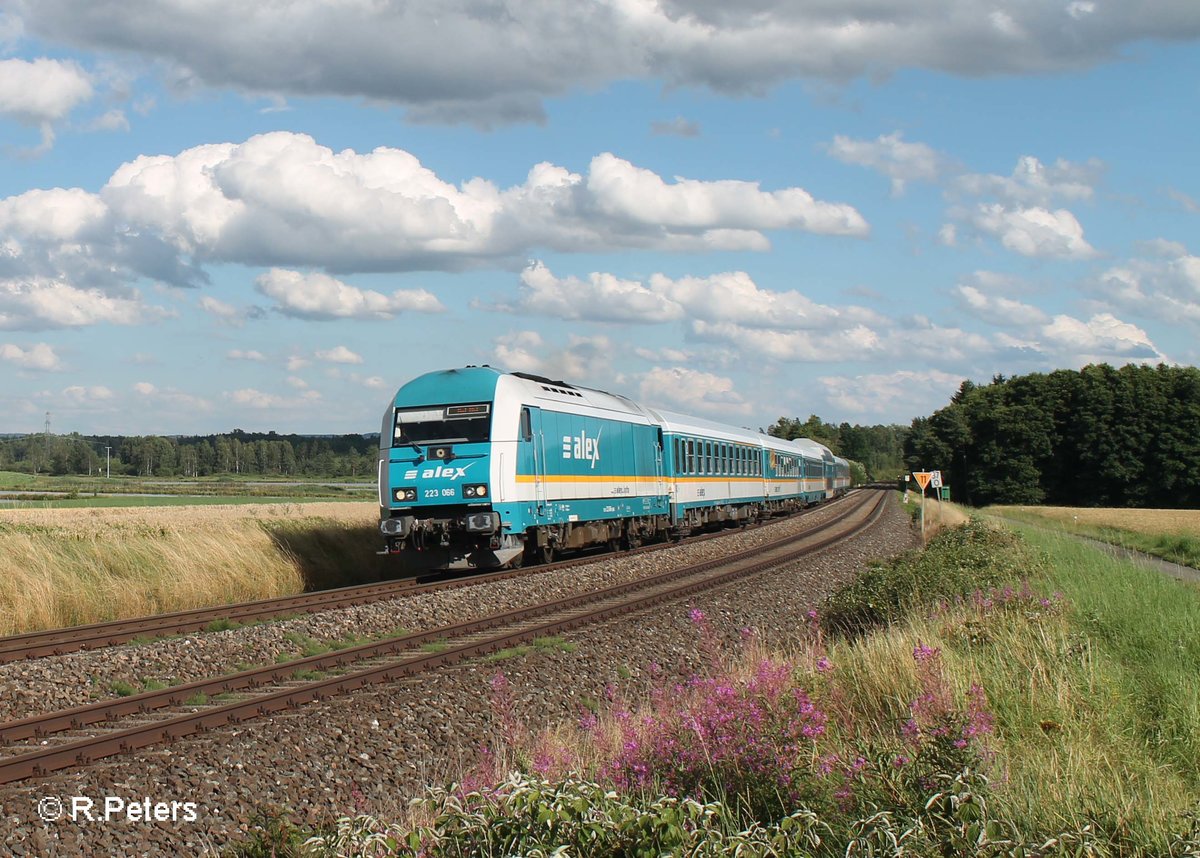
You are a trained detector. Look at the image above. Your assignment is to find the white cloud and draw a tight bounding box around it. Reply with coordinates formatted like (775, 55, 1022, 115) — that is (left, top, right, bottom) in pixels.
(0, 277, 171, 330)
(0, 187, 108, 241)
(511, 262, 682, 324)
(16, 2, 1199, 124)
(510, 263, 880, 332)
(1091, 243, 1200, 325)
(227, 349, 265, 361)
(953, 155, 1103, 207)
(99, 133, 864, 271)
(638, 366, 751, 417)
(0, 57, 93, 125)
(0, 342, 61, 370)
(133, 381, 212, 411)
(691, 319, 885, 363)
(818, 369, 966, 417)
(954, 276, 1048, 327)
(228, 388, 321, 409)
(254, 268, 444, 320)
(85, 108, 129, 132)
(1038, 313, 1166, 363)
(490, 331, 613, 383)
(61, 384, 114, 404)
(314, 345, 363, 364)
(585, 152, 868, 239)
(198, 295, 242, 324)
(964, 203, 1096, 259)
(827, 132, 949, 194)
(286, 355, 311, 372)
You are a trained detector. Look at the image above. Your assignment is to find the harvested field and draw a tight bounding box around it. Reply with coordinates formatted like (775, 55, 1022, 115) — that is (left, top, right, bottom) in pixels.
(0, 502, 384, 636)
(997, 506, 1200, 536)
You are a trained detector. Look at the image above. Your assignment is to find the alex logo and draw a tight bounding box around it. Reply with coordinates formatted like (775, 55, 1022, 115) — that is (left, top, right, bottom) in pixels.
(562, 429, 601, 469)
(403, 462, 474, 480)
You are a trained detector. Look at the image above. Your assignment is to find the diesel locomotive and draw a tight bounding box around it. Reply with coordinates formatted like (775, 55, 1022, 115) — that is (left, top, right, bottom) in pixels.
(378, 366, 850, 569)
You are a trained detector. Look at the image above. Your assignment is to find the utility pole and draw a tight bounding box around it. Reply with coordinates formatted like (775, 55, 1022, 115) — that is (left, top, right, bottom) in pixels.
(105, 446, 112, 479)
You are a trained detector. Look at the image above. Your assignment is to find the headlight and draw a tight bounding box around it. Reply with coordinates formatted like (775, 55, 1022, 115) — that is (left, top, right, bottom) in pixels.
(393, 487, 417, 502)
(463, 483, 488, 498)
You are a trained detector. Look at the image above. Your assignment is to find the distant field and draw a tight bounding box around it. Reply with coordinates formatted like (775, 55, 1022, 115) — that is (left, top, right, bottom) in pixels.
(988, 505, 1200, 570)
(0, 470, 376, 503)
(995, 505, 1200, 535)
(0, 502, 387, 635)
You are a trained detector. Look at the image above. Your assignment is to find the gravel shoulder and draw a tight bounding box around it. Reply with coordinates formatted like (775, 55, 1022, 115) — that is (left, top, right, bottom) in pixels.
(1, 492, 918, 857)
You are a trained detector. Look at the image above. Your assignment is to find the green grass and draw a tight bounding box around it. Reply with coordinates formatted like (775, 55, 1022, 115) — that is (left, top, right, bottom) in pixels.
(485, 636, 578, 663)
(990, 507, 1200, 571)
(108, 679, 138, 697)
(830, 516, 1200, 849)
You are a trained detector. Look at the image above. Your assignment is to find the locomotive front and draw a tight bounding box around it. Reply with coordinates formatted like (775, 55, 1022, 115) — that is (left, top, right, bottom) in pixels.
(378, 368, 522, 569)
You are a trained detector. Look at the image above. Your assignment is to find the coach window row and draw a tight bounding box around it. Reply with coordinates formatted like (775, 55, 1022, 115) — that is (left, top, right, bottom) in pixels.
(672, 437, 763, 477)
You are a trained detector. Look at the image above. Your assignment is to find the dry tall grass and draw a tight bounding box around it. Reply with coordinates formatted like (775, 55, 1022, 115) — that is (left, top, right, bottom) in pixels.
(0, 503, 381, 636)
(1001, 505, 1200, 536)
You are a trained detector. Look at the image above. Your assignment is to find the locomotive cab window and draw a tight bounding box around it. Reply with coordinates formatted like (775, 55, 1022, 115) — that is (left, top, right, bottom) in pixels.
(519, 407, 533, 441)
(394, 403, 492, 446)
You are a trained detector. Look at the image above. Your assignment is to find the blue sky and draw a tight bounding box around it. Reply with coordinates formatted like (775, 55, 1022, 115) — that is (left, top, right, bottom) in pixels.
(0, 2, 1198, 435)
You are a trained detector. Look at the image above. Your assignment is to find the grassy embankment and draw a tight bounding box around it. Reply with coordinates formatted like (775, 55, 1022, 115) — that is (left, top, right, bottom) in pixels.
(0, 502, 388, 636)
(989, 504, 1200, 570)
(252, 502, 1200, 857)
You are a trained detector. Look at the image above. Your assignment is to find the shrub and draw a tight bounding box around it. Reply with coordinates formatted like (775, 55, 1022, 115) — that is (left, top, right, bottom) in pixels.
(820, 517, 1043, 638)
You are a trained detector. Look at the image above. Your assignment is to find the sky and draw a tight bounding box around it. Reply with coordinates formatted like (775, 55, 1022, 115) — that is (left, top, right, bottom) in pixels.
(0, 1, 1198, 436)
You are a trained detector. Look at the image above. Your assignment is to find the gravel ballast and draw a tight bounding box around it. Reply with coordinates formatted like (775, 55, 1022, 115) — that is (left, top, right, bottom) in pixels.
(1, 492, 918, 857)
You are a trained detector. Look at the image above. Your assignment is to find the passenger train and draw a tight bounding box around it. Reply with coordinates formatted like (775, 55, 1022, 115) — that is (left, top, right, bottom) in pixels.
(378, 366, 851, 569)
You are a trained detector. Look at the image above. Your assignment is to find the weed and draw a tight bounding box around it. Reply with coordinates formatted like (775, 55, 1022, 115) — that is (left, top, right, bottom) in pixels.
(205, 618, 244, 633)
(108, 680, 138, 697)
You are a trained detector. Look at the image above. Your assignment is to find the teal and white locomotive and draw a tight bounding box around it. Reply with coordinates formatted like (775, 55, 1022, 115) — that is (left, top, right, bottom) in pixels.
(378, 366, 850, 569)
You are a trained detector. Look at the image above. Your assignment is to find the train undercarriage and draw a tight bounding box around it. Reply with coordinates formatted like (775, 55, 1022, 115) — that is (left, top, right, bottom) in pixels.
(380, 495, 817, 572)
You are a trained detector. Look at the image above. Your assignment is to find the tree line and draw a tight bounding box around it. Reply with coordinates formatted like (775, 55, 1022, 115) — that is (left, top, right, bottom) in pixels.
(766, 415, 909, 485)
(0, 431, 380, 479)
(903, 363, 1200, 508)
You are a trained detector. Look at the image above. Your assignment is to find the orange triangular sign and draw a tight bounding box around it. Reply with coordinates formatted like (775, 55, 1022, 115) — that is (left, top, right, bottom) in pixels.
(913, 471, 932, 490)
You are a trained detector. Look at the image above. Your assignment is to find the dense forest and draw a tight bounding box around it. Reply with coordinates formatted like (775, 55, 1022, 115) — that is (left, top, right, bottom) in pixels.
(904, 363, 1200, 508)
(0, 431, 380, 479)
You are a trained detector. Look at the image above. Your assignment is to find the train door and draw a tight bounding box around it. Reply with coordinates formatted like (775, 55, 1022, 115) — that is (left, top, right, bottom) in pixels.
(654, 428, 666, 505)
(521, 405, 547, 516)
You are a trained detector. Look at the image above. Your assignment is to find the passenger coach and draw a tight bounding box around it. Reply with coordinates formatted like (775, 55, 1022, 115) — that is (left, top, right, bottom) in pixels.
(378, 366, 850, 570)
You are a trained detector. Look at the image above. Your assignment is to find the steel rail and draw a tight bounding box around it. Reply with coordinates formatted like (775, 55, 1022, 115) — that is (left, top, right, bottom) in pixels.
(0, 491, 878, 744)
(0, 491, 885, 785)
(0, 495, 857, 663)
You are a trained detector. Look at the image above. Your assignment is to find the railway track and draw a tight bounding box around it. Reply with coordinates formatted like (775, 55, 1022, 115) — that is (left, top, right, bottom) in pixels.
(0, 489, 886, 785)
(0, 494, 859, 664)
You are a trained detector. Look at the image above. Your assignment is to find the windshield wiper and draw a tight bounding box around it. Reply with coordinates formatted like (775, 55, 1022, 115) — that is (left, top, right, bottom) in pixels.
(395, 435, 425, 458)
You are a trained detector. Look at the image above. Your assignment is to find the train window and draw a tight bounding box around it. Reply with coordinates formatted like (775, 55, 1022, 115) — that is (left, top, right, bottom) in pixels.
(705, 441, 712, 474)
(687, 439, 695, 474)
(519, 407, 532, 442)
(674, 438, 682, 470)
(395, 403, 491, 445)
